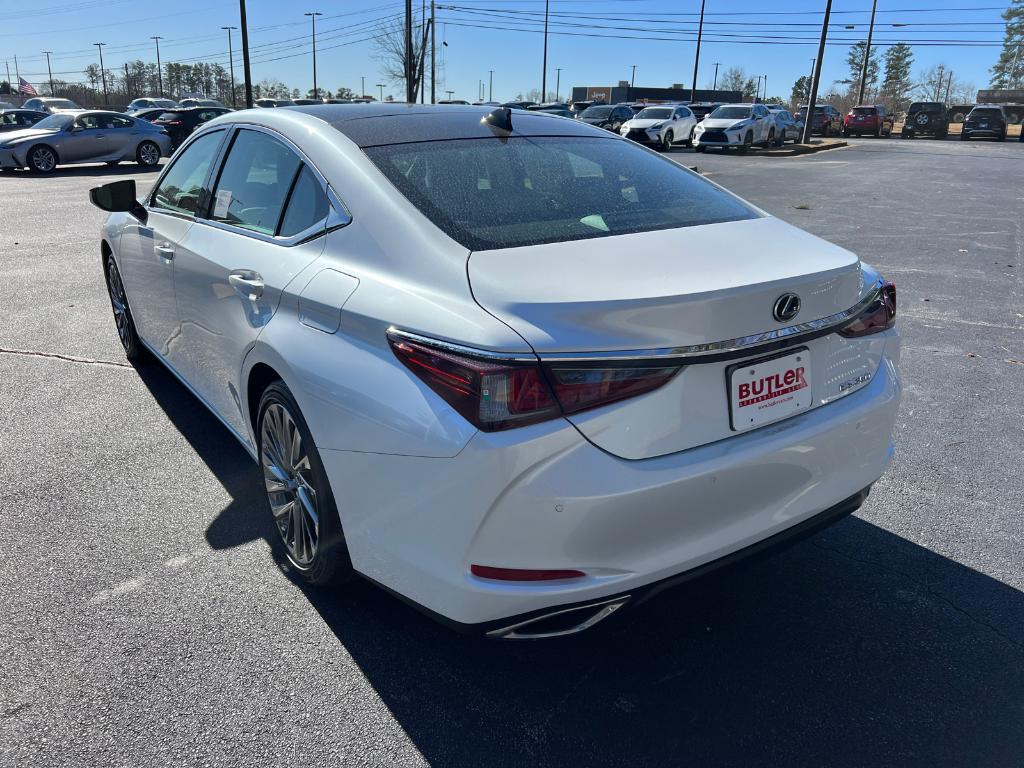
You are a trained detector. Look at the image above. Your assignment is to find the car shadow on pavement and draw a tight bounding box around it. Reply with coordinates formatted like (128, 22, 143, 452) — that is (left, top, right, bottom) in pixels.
(138, 358, 1024, 767)
(0, 163, 163, 179)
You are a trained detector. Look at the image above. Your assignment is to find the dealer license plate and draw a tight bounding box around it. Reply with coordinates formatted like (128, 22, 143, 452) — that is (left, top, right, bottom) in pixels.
(729, 349, 812, 431)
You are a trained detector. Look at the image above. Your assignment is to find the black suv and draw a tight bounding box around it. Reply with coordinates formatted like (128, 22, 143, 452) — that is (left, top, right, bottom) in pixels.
(902, 102, 949, 139)
(961, 105, 1009, 141)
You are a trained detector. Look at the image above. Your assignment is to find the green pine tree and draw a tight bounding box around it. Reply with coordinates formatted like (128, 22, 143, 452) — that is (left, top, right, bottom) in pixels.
(881, 43, 915, 110)
(790, 75, 811, 106)
(991, 0, 1024, 88)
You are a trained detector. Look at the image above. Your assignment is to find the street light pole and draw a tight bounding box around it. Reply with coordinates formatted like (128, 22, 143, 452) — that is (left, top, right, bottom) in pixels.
(541, 0, 550, 99)
(151, 36, 164, 97)
(556, 67, 562, 102)
(856, 0, 878, 105)
(445, 89, 454, 99)
(801, 0, 834, 145)
(689, 0, 706, 103)
(631, 64, 637, 88)
(377, 83, 385, 101)
(221, 27, 238, 107)
(239, 0, 254, 108)
(756, 75, 762, 102)
(361, 76, 366, 98)
(488, 69, 493, 101)
(304, 11, 322, 99)
(763, 74, 767, 101)
(42, 51, 54, 96)
(93, 42, 108, 105)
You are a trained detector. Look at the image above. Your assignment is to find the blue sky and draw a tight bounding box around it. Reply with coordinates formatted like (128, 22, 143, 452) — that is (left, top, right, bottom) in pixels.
(2, 0, 1012, 102)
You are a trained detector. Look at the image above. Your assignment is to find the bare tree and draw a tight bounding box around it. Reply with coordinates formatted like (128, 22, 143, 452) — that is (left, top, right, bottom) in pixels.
(373, 16, 425, 100)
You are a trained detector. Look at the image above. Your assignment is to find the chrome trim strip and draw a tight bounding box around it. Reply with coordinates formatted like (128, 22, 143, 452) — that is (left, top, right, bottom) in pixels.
(537, 278, 886, 363)
(389, 278, 884, 365)
(486, 596, 631, 640)
(386, 327, 538, 362)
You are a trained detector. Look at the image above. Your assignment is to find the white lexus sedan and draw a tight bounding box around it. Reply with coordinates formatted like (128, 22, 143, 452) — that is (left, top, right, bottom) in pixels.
(620, 104, 698, 150)
(89, 104, 900, 639)
(694, 103, 781, 152)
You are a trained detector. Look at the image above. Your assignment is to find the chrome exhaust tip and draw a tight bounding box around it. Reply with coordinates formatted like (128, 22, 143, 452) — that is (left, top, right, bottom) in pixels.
(486, 596, 630, 640)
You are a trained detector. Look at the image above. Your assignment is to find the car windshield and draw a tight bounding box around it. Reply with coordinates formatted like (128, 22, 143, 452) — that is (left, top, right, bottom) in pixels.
(635, 108, 673, 119)
(708, 106, 751, 120)
(364, 136, 758, 251)
(32, 114, 74, 131)
(580, 106, 613, 118)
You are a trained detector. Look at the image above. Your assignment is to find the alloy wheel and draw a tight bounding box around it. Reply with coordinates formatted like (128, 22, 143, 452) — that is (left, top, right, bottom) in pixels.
(138, 142, 160, 166)
(30, 146, 56, 173)
(106, 259, 132, 352)
(261, 403, 320, 568)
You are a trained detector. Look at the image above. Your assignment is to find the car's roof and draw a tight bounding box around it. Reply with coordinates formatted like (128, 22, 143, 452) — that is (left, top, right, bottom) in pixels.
(0, 108, 45, 114)
(290, 103, 602, 147)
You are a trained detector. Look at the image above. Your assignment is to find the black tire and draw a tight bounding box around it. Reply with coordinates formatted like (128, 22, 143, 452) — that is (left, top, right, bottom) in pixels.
(765, 128, 775, 148)
(27, 144, 57, 174)
(258, 382, 353, 587)
(738, 132, 753, 154)
(136, 140, 161, 168)
(104, 254, 146, 363)
(873, 126, 880, 138)
(685, 127, 695, 147)
(960, 131, 970, 141)
(661, 130, 673, 151)
(902, 130, 912, 139)
(822, 123, 830, 138)
(695, 144, 706, 153)
(999, 130, 1007, 142)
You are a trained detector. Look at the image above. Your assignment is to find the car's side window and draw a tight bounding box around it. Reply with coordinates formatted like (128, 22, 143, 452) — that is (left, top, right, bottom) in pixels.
(208, 129, 303, 236)
(151, 130, 224, 216)
(278, 165, 330, 237)
(77, 114, 101, 129)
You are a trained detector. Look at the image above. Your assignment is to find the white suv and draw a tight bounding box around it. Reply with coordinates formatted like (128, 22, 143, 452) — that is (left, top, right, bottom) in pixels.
(694, 103, 780, 153)
(620, 104, 698, 150)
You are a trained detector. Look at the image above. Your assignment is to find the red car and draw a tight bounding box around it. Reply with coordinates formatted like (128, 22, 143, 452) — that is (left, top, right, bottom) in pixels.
(844, 105, 894, 138)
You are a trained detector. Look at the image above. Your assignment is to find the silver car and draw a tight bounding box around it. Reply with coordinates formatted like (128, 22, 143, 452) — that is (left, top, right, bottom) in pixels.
(86, 105, 900, 636)
(22, 97, 81, 114)
(0, 110, 172, 173)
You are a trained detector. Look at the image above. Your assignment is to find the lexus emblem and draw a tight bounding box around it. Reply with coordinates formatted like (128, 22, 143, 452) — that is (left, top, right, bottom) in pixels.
(773, 293, 801, 323)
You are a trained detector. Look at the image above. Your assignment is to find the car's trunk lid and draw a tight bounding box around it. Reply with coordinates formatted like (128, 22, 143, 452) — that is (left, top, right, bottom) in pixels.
(468, 216, 873, 458)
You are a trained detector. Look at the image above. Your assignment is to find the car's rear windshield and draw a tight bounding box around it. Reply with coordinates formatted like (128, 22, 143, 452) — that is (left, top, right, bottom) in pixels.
(709, 106, 751, 119)
(969, 108, 1002, 117)
(635, 107, 673, 119)
(852, 107, 877, 115)
(580, 106, 613, 118)
(909, 103, 943, 112)
(363, 136, 758, 251)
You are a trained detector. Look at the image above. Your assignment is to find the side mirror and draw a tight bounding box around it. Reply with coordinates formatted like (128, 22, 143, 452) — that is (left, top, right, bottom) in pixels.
(89, 179, 147, 223)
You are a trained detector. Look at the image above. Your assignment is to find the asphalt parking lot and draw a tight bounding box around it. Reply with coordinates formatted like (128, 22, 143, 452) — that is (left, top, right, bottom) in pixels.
(1, 137, 1022, 767)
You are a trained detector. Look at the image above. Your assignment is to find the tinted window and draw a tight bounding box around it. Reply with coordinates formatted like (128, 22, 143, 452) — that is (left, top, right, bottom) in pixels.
(581, 106, 613, 118)
(151, 130, 224, 215)
(76, 114, 102, 129)
(278, 166, 330, 237)
(209, 129, 302, 235)
(33, 114, 73, 131)
(364, 136, 757, 251)
(970, 108, 1002, 118)
(851, 107, 876, 115)
(709, 106, 751, 120)
(101, 115, 134, 128)
(637, 108, 672, 119)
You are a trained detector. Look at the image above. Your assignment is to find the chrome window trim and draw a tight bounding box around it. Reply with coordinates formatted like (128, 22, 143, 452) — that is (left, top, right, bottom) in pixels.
(388, 278, 885, 365)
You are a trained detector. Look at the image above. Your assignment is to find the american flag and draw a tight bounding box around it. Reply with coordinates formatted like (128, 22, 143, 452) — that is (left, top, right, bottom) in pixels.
(19, 78, 38, 97)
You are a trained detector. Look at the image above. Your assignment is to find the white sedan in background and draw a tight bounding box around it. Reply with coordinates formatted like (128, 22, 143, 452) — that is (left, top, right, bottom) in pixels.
(695, 103, 780, 152)
(620, 104, 698, 150)
(89, 104, 899, 639)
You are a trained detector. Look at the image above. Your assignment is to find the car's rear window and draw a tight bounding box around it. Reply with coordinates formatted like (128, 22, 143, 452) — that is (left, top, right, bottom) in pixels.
(363, 136, 758, 251)
(969, 108, 1002, 118)
(852, 107, 877, 115)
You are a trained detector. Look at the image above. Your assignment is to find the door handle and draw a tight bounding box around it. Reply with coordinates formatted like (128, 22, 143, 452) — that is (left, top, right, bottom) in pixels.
(155, 242, 174, 260)
(229, 270, 265, 300)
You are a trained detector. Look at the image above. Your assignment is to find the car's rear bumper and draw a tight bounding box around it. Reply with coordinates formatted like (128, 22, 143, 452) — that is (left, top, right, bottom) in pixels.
(962, 128, 1003, 136)
(320, 341, 901, 631)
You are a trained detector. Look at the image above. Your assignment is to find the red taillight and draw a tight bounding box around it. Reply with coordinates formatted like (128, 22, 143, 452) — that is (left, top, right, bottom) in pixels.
(387, 333, 681, 431)
(471, 565, 586, 581)
(839, 282, 896, 338)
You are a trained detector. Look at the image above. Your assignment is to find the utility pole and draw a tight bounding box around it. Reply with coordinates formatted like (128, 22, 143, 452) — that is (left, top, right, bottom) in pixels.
(405, 0, 414, 102)
(756, 75, 762, 102)
(944, 69, 954, 103)
(151, 36, 164, 97)
(5, 61, 11, 95)
(712, 62, 720, 91)
(305, 11, 322, 99)
(361, 76, 366, 98)
(42, 51, 54, 96)
(763, 74, 768, 101)
(856, 0, 878, 105)
(801, 0, 834, 145)
(124, 62, 130, 100)
(541, 0, 550, 99)
(934, 64, 945, 101)
(222, 27, 238, 107)
(556, 67, 562, 102)
(430, 0, 436, 103)
(93, 42, 108, 105)
(239, 0, 253, 107)
(631, 64, 637, 88)
(690, 0, 706, 103)
(488, 70, 493, 101)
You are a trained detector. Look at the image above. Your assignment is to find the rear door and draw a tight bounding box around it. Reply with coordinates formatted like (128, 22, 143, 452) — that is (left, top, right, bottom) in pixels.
(99, 113, 137, 158)
(63, 114, 108, 162)
(170, 126, 331, 442)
